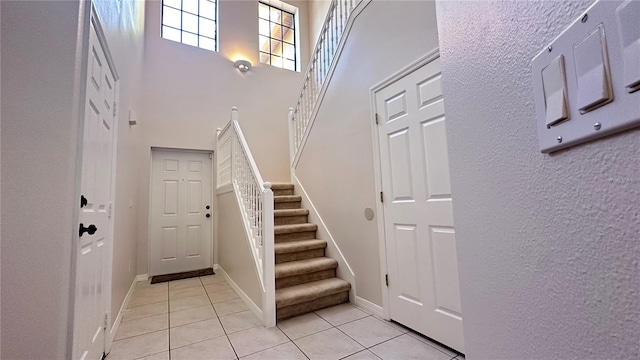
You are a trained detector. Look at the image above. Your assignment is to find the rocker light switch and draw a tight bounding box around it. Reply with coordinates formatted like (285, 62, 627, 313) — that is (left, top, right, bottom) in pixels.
(616, 0, 640, 92)
(542, 55, 569, 127)
(573, 25, 613, 113)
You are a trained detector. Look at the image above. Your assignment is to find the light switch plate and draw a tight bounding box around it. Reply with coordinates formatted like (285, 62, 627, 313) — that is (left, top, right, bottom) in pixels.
(532, 0, 640, 153)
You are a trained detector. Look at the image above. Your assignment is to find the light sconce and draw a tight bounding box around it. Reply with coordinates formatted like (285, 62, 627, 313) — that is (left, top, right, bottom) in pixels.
(234, 59, 252, 73)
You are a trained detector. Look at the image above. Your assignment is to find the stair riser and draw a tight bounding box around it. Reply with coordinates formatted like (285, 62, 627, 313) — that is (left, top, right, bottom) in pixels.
(276, 269, 336, 289)
(277, 291, 349, 321)
(274, 201, 302, 210)
(275, 231, 316, 242)
(273, 189, 294, 196)
(276, 249, 325, 264)
(274, 215, 308, 226)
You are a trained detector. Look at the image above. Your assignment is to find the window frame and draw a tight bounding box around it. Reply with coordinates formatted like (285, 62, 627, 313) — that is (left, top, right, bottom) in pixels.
(258, 1, 298, 72)
(161, 0, 219, 52)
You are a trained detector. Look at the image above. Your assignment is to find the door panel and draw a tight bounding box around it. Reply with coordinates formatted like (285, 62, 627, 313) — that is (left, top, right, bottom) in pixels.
(377, 56, 464, 352)
(74, 20, 117, 360)
(150, 150, 212, 275)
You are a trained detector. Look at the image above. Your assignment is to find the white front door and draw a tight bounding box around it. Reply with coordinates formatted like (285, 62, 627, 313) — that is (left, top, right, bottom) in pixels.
(150, 149, 213, 276)
(376, 56, 464, 352)
(73, 18, 117, 360)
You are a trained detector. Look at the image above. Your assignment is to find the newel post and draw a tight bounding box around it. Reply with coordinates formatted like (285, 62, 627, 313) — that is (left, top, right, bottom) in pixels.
(262, 181, 276, 327)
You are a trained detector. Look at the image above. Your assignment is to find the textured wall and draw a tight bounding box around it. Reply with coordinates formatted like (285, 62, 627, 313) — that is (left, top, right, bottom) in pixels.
(436, 1, 640, 359)
(296, 0, 440, 306)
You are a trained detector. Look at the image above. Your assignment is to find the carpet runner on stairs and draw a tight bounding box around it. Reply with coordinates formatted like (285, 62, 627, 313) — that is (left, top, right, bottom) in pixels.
(271, 183, 351, 321)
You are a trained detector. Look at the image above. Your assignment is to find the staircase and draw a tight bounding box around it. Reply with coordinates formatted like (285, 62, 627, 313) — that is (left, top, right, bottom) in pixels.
(271, 183, 351, 321)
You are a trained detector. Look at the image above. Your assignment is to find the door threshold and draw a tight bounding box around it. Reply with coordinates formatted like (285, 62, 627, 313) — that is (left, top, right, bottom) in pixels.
(150, 268, 214, 284)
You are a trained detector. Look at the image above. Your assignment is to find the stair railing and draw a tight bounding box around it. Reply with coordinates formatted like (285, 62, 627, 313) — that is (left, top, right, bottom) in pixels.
(216, 107, 276, 327)
(289, 0, 365, 162)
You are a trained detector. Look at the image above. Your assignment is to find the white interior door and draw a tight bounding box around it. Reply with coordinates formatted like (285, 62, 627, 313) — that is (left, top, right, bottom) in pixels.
(150, 149, 212, 276)
(376, 56, 464, 352)
(73, 18, 117, 360)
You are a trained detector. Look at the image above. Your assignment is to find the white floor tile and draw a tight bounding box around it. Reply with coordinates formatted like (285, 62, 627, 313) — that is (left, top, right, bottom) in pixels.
(200, 274, 227, 285)
(133, 351, 169, 360)
(115, 313, 168, 341)
(108, 330, 169, 360)
(342, 350, 381, 360)
(169, 278, 203, 290)
(227, 326, 289, 358)
(128, 292, 168, 308)
(170, 336, 237, 360)
(294, 328, 364, 360)
(170, 294, 211, 312)
(277, 312, 332, 340)
(314, 303, 369, 326)
(338, 316, 402, 348)
(241, 342, 306, 360)
(122, 302, 168, 323)
(205, 282, 232, 293)
(208, 289, 240, 304)
(169, 285, 207, 300)
(369, 334, 451, 360)
(372, 316, 410, 334)
(170, 305, 217, 327)
(407, 332, 458, 357)
(170, 318, 225, 349)
(219, 310, 262, 334)
(213, 299, 249, 317)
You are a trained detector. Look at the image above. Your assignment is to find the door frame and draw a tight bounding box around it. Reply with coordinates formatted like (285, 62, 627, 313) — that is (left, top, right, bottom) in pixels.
(71, 4, 121, 358)
(147, 147, 215, 277)
(369, 49, 441, 321)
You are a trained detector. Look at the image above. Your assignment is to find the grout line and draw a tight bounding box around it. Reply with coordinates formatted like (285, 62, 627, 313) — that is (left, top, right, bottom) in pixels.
(167, 282, 171, 360)
(276, 324, 311, 360)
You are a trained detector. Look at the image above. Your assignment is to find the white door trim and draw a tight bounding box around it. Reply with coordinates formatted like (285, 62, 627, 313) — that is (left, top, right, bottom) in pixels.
(369, 49, 441, 321)
(147, 147, 215, 276)
(71, 4, 120, 358)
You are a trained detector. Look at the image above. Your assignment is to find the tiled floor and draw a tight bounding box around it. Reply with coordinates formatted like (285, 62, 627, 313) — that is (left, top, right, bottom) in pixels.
(108, 274, 464, 360)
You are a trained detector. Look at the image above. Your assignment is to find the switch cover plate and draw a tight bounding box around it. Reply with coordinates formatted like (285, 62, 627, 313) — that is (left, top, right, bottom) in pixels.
(532, 0, 640, 153)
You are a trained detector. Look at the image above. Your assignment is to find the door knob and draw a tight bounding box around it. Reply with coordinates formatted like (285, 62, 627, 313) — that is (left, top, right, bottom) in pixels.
(79, 223, 97, 237)
(206, 214, 211, 218)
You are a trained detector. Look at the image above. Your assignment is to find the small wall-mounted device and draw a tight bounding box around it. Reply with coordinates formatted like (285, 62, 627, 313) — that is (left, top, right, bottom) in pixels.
(532, 0, 639, 153)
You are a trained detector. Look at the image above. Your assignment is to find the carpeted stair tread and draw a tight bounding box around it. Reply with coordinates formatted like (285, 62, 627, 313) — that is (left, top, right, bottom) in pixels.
(275, 257, 337, 279)
(271, 183, 295, 190)
(275, 209, 309, 217)
(274, 223, 317, 234)
(275, 239, 327, 254)
(274, 195, 302, 203)
(276, 278, 351, 309)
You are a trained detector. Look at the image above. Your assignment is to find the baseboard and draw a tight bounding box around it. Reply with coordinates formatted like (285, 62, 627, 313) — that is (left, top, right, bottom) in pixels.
(215, 265, 263, 322)
(105, 276, 138, 352)
(290, 172, 357, 302)
(354, 296, 384, 318)
(136, 274, 149, 282)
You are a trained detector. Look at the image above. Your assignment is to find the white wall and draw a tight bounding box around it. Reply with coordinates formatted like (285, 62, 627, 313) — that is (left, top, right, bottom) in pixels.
(295, 0, 440, 306)
(217, 191, 263, 308)
(1, 2, 82, 358)
(436, 1, 640, 359)
(91, 0, 146, 325)
(136, 0, 310, 275)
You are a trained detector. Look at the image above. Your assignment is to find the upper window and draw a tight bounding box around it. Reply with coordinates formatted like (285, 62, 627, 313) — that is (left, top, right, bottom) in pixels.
(259, 2, 297, 71)
(161, 0, 217, 51)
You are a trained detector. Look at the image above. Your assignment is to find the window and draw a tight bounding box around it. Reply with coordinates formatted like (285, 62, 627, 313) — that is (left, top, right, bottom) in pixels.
(259, 2, 297, 71)
(161, 0, 217, 51)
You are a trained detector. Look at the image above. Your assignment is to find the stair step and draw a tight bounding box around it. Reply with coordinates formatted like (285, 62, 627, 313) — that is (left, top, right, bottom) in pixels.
(277, 292, 349, 321)
(275, 257, 337, 279)
(276, 278, 351, 309)
(274, 209, 309, 217)
(275, 239, 327, 254)
(275, 223, 317, 235)
(274, 195, 301, 203)
(270, 183, 294, 190)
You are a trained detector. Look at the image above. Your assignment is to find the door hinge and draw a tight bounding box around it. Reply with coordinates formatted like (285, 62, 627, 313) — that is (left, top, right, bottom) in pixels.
(108, 203, 113, 219)
(385, 274, 389, 287)
(380, 191, 384, 203)
(375, 113, 379, 125)
(113, 101, 117, 117)
(103, 312, 109, 330)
